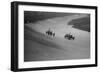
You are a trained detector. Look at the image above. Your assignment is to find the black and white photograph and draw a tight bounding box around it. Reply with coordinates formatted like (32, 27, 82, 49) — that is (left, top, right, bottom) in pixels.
(11, 1, 97, 71)
(24, 11, 90, 62)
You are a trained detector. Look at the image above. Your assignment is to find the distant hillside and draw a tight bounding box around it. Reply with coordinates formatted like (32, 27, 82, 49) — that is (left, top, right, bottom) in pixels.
(68, 16, 90, 32)
(24, 11, 78, 24)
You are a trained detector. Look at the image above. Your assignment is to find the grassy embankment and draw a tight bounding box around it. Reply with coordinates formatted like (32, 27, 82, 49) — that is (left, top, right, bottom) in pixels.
(68, 16, 90, 32)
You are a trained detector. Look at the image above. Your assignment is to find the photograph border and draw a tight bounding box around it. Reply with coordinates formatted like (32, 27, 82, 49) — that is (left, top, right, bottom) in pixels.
(11, 1, 98, 72)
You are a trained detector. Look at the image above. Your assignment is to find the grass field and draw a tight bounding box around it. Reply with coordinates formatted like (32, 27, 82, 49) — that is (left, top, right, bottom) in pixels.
(24, 14, 90, 62)
(68, 16, 90, 32)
